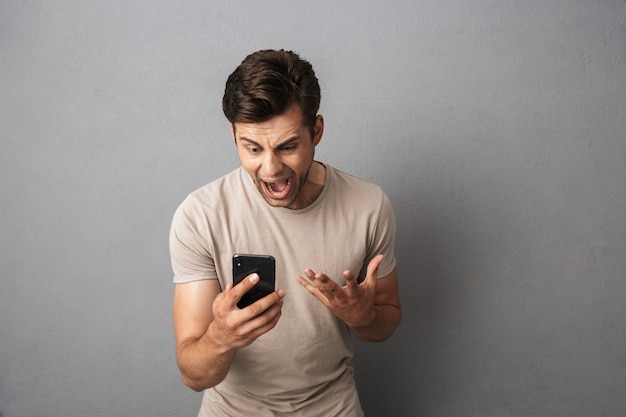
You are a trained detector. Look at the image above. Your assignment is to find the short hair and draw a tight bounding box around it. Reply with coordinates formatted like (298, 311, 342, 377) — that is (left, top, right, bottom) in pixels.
(222, 49, 321, 136)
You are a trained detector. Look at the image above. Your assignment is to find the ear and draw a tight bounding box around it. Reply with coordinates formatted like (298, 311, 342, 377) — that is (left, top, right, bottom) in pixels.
(313, 114, 324, 146)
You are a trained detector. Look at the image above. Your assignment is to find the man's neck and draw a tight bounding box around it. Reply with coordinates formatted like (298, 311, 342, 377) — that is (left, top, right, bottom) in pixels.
(295, 161, 326, 209)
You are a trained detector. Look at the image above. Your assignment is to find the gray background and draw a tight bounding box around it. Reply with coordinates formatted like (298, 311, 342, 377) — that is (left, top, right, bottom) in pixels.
(1, 1, 625, 416)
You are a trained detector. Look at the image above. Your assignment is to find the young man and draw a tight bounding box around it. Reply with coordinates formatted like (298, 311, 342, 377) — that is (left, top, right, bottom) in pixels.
(170, 49, 401, 416)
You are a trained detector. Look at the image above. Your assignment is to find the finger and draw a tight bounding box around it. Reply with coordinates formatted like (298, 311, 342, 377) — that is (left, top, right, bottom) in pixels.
(314, 271, 329, 284)
(296, 275, 320, 295)
(302, 269, 332, 289)
(242, 288, 285, 317)
(226, 273, 261, 306)
(343, 270, 359, 294)
(313, 272, 344, 301)
(365, 254, 385, 284)
(233, 298, 284, 341)
(297, 270, 322, 294)
(296, 275, 331, 307)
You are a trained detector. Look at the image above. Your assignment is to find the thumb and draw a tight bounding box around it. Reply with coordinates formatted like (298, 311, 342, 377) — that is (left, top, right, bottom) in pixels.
(366, 254, 385, 281)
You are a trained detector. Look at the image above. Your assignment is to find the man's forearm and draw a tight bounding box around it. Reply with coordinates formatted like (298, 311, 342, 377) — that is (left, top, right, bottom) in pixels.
(176, 326, 235, 392)
(350, 304, 402, 342)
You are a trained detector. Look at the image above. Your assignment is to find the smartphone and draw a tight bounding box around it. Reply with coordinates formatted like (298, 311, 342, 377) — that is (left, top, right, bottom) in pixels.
(232, 254, 276, 309)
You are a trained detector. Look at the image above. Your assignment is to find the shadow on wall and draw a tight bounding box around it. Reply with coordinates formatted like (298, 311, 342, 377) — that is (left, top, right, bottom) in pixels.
(354, 155, 493, 415)
(353, 172, 459, 416)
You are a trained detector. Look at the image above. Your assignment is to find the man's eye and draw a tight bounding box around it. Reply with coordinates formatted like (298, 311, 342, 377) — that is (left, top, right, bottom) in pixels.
(281, 145, 296, 152)
(249, 147, 260, 153)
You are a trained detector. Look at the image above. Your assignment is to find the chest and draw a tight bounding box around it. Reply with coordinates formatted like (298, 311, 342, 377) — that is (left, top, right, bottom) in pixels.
(211, 204, 371, 291)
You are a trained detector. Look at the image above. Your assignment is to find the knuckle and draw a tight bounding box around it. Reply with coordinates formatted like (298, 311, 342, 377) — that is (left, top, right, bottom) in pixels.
(225, 318, 239, 333)
(229, 289, 241, 300)
(247, 302, 263, 317)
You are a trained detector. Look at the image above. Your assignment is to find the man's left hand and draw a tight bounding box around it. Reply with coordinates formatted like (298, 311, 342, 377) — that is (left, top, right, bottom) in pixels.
(296, 254, 384, 328)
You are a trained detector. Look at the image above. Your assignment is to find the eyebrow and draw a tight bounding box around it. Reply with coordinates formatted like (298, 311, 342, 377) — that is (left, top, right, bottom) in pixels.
(238, 136, 300, 149)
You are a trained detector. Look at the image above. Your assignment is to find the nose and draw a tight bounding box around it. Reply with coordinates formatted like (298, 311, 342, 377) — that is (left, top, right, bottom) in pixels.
(261, 151, 283, 178)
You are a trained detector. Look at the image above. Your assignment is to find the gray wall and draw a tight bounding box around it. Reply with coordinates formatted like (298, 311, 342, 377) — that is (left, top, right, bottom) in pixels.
(1, 1, 625, 416)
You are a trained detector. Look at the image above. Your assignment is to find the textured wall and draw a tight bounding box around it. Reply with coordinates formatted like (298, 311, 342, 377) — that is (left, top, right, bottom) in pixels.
(1, 1, 625, 416)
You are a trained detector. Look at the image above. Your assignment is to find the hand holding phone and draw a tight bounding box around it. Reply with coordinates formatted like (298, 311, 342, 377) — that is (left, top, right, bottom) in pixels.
(232, 254, 276, 308)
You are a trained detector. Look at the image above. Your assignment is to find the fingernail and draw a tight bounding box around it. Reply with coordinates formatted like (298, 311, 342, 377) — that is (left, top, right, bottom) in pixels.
(249, 273, 259, 283)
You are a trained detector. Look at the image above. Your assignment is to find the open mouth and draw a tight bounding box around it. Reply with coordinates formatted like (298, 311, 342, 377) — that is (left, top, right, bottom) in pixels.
(263, 177, 292, 199)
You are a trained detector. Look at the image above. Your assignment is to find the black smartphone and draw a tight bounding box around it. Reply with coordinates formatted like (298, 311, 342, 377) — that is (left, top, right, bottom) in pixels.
(232, 254, 276, 309)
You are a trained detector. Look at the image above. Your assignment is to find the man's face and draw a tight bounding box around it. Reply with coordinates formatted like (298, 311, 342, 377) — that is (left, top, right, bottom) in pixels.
(232, 105, 324, 210)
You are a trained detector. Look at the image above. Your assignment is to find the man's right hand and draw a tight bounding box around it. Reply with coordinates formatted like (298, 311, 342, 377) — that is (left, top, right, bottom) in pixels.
(208, 273, 285, 351)
(173, 276, 285, 391)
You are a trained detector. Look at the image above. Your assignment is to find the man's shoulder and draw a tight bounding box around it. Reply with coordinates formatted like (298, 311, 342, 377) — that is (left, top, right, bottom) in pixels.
(192, 167, 243, 195)
(327, 165, 386, 200)
(178, 167, 245, 212)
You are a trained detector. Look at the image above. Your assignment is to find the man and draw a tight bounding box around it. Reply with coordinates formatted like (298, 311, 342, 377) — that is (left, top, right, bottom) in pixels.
(170, 49, 401, 416)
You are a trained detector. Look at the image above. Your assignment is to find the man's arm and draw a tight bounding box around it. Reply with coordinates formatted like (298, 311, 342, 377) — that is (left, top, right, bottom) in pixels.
(349, 266, 401, 342)
(296, 254, 402, 342)
(173, 275, 285, 391)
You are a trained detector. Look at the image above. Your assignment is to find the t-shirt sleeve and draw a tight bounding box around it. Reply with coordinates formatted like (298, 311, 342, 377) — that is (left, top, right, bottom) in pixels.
(360, 191, 397, 280)
(169, 195, 218, 284)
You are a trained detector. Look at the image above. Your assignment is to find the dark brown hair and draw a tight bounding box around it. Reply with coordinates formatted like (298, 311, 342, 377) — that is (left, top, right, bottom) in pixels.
(222, 49, 321, 136)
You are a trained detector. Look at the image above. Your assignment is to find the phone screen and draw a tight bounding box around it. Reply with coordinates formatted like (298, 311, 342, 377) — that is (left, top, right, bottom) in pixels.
(232, 254, 276, 308)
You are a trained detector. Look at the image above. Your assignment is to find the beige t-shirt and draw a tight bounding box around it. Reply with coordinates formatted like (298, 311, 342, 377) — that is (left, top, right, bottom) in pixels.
(170, 164, 396, 417)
